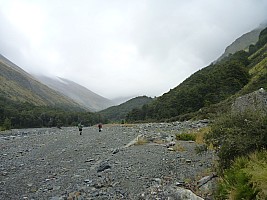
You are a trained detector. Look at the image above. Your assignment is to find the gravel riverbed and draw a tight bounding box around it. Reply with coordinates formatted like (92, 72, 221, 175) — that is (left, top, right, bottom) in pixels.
(0, 121, 217, 199)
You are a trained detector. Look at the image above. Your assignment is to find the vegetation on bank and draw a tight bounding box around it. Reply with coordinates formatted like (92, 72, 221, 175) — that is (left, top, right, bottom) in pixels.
(0, 95, 106, 130)
(215, 151, 267, 200)
(205, 110, 267, 199)
(205, 111, 267, 170)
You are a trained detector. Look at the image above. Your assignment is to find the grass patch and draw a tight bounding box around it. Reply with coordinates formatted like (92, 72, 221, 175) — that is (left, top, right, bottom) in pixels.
(216, 151, 267, 199)
(135, 136, 148, 145)
(153, 139, 165, 144)
(244, 151, 267, 199)
(172, 143, 185, 152)
(176, 126, 211, 143)
(176, 132, 196, 141)
(195, 126, 210, 144)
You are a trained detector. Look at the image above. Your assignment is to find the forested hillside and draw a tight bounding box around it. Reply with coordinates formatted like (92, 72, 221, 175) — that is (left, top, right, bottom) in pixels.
(0, 95, 106, 129)
(0, 55, 82, 108)
(0, 55, 106, 130)
(126, 27, 267, 122)
(98, 96, 153, 122)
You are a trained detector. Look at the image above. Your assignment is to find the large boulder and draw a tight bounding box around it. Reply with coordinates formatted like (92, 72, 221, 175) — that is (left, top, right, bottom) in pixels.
(232, 88, 267, 114)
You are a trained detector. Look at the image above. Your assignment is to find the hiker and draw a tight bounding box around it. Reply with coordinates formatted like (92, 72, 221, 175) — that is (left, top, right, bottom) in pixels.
(98, 123, 103, 132)
(78, 122, 83, 135)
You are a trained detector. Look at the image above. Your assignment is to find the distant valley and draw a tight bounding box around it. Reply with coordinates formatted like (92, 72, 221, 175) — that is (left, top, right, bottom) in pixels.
(34, 75, 115, 112)
(1, 23, 267, 128)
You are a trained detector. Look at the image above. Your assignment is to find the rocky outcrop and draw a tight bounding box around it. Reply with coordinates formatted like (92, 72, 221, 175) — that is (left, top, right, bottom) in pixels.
(232, 88, 267, 114)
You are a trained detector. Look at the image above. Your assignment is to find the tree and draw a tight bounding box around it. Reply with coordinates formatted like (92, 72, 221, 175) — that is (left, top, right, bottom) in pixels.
(3, 118, 11, 130)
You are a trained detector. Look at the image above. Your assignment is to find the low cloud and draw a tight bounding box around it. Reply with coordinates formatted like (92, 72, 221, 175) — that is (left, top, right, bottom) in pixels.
(0, 0, 267, 99)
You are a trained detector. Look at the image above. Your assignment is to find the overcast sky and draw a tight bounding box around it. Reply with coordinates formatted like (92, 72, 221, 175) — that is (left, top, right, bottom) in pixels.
(0, 0, 267, 99)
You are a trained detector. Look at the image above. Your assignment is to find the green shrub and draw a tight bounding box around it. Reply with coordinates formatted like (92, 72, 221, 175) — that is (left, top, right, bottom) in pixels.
(216, 151, 267, 199)
(216, 164, 259, 199)
(2, 118, 11, 130)
(176, 132, 196, 141)
(205, 110, 267, 169)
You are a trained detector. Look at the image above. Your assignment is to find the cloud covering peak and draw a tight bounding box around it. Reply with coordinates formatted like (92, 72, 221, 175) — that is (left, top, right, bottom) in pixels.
(1, 0, 267, 99)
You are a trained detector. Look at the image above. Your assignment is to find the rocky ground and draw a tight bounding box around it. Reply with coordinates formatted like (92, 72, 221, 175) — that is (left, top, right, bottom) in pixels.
(0, 121, 217, 200)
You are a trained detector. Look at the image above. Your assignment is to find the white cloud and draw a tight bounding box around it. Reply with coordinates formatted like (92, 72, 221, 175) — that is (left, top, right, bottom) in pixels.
(0, 0, 267, 99)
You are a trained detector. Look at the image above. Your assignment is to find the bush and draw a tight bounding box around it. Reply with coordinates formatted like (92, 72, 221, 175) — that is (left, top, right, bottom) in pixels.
(2, 118, 11, 130)
(205, 110, 267, 170)
(216, 151, 267, 199)
(216, 161, 259, 199)
(176, 132, 196, 141)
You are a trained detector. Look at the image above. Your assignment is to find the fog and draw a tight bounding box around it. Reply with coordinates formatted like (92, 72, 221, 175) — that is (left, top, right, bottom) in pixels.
(0, 0, 267, 99)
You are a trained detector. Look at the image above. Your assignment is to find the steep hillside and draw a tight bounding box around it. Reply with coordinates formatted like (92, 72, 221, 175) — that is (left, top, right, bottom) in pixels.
(35, 75, 114, 112)
(0, 55, 83, 110)
(239, 28, 267, 94)
(217, 23, 267, 62)
(98, 96, 153, 122)
(126, 26, 267, 122)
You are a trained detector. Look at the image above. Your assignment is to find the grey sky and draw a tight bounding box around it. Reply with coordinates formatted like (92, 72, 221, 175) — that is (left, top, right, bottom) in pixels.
(0, 0, 267, 99)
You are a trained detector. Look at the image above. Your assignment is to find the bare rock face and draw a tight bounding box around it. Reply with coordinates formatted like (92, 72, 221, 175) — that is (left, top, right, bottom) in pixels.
(231, 88, 267, 114)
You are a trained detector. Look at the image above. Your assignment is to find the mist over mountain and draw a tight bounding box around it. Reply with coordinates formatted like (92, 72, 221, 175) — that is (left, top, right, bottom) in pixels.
(111, 96, 137, 105)
(34, 75, 115, 112)
(0, 54, 83, 110)
(217, 23, 267, 61)
(1, 23, 267, 126)
(126, 25, 267, 122)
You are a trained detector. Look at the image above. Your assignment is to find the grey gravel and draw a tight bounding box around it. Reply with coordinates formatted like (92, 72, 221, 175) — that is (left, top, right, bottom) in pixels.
(0, 121, 217, 199)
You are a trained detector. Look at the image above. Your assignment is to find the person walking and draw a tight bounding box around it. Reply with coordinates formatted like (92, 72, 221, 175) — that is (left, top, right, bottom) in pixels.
(78, 122, 83, 135)
(98, 123, 102, 132)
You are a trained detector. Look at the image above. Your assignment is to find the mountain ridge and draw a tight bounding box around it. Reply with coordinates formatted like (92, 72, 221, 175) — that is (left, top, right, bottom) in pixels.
(125, 25, 267, 122)
(34, 75, 115, 112)
(0, 55, 83, 110)
(99, 96, 153, 122)
(216, 23, 267, 61)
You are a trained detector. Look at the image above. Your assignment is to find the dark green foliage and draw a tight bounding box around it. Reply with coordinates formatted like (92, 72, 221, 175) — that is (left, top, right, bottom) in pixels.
(2, 118, 11, 130)
(216, 166, 259, 199)
(215, 151, 267, 199)
(205, 111, 267, 170)
(255, 27, 267, 50)
(99, 96, 153, 122)
(0, 95, 106, 129)
(176, 132, 196, 141)
(126, 51, 250, 121)
(126, 27, 267, 122)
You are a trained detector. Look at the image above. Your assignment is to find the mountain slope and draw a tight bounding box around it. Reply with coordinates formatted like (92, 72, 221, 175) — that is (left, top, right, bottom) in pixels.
(34, 75, 114, 112)
(0, 55, 83, 110)
(99, 96, 153, 122)
(217, 24, 266, 61)
(126, 26, 267, 122)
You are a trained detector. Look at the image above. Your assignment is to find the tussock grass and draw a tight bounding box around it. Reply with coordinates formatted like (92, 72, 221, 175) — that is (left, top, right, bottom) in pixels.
(172, 143, 185, 152)
(217, 151, 267, 199)
(176, 126, 210, 144)
(135, 136, 148, 145)
(244, 151, 267, 199)
(195, 126, 210, 144)
(153, 139, 165, 144)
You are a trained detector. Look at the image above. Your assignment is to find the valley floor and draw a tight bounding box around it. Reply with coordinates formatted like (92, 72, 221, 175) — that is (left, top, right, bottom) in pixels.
(0, 122, 216, 199)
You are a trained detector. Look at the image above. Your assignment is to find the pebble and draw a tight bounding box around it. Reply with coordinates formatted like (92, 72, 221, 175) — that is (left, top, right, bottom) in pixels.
(0, 121, 216, 199)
